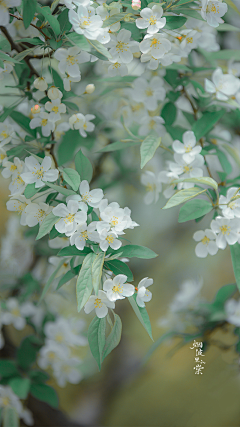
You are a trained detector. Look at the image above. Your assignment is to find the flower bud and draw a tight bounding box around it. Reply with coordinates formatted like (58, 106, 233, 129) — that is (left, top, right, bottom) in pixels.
(132, 0, 141, 10)
(85, 84, 95, 94)
(47, 86, 63, 100)
(34, 77, 48, 92)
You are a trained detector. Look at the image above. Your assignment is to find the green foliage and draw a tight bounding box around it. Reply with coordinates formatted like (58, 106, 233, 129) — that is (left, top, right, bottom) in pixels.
(36, 212, 60, 240)
(75, 149, 93, 183)
(230, 244, 240, 291)
(10, 111, 36, 137)
(104, 259, 133, 281)
(128, 294, 153, 340)
(165, 16, 187, 29)
(162, 187, 208, 209)
(58, 246, 92, 257)
(88, 316, 106, 370)
(113, 244, 158, 259)
(36, 4, 61, 36)
(3, 407, 19, 427)
(173, 177, 218, 191)
(22, 0, 37, 29)
(61, 168, 81, 191)
(192, 110, 225, 141)
(30, 383, 58, 408)
(0, 361, 19, 378)
(17, 335, 43, 371)
(9, 378, 31, 399)
(161, 102, 177, 125)
(178, 199, 213, 223)
(92, 252, 105, 293)
(77, 253, 97, 312)
(102, 313, 122, 361)
(140, 133, 161, 169)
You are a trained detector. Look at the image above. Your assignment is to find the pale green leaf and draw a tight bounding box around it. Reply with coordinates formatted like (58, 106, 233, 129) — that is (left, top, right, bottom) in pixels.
(102, 312, 122, 360)
(9, 378, 31, 399)
(3, 407, 19, 427)
(92, 251, 105, 294)
(230, 243, 240, 291)
(39, 260, 65, 303)
(102, 13, 132, 28)
(75, 149, 93, 183)
(87, 39, 112, 59)
(162, 188, 207, 209)
(140, 134, 161, 169)
(128, 295, 153, 340)
(178, 199, 213, 223)
(88, 316, 106, 370)
(173, 176, 218, 191)
(36, 212, 60, 240)
(113, 244, 158, 259)
(76, 252, 96, 312)
(44, 182, 77, 196)
(62, 168, 80, 191)
(225, 0, 240, 16)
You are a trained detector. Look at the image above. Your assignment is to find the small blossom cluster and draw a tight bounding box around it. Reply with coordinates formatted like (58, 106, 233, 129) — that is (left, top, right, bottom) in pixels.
(0, 386, 33, 426)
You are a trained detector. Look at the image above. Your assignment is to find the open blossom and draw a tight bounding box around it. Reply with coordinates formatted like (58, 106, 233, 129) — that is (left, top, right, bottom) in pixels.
(30, 112, 55, 137)
(21, 156, 59, 188)
(169, 154, 204, 188)
(96, 228, 122, 252)
(45, 99, 66, 122)
(0, 123, 15, 147)
(54, 47, 90, 78)
(193, 229, 218, 258)
(6, 195, 29, 226)
(53, 357, 82, 387)
(24, 202, 52, 227)
(63, 74, 81, 91)
(2, 157, 24, 179)
(136, 277, 153, 307)
(225, 299, 240, 327)
(138, 115, 165, 137)
(205, 68, 240, 101)
(70, 222, 99, 250)
(1, 298, 35, 330)
(140, 33, 171, 59)
(172, 131, 202, 163)
(84, 290, 115, 318)
(219, 187, 240, 219)
(131, 76, 166, 111)
(103, 274, 134, 302)
(136, 5, 166, 34)
(201, 0, 228, 27)
(78, 180, 104, 208)
(69, 113, 95, 137)
(211, 216, 240, 249)
(158, 171, 179, 199)
(108, 60, 128, 78)
(107, 29, 139, 64)
(141, 171, 162, 205)
(52, 200, 87, 236)
(69, 6, 103, 39)
(99, 201, 128, 233)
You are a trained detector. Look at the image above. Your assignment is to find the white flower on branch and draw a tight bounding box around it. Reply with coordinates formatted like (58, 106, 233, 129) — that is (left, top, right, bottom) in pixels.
(52, 200, 87, 236)
(103, 274, 134, 302)
(136, 277, 153, 307)
(69, 113, 95, 137)
(193, 229, 218, 258)
(25, 202, 52, 227)
(30, 112, 55, 137)
(107, 29, 139, 64)
(172, 131, 202, 163)
(70, 222, 99, 250)
(69, 5, 103, 39)
(45, 99, 67, 122)
(141, 171, 162, 205)
(201, 0, 228, 27)
(84, 290, 115, 318)
(54, 46, 90, 78)
(21, 156, 59, 188)
(136, 5, 166, 34)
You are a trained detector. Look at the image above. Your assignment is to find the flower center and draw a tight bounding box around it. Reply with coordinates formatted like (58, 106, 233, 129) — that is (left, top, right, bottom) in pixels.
(149, 16, 157, 25)
(149, 119, 156, 129)
(186, 37, 193, 44)
(111, 216, 119, 226)
(112, 284, 123, 293)
(116, 41, 128, 52)
(183, 165, 191, 173)
(41, 118, 48, 126)
(113, 62, 121, 69)
(81, 230, 88, 240)
(150, 38, 159, 47)
(48, 351, 56, 360)
(0, 131, 9, 139)
(228, 201, 236, 210)
(146, 183, 155, 192)
(34, 167, 44, 178)
(52, 106, 59, 113)
(106, 235, 114, 244)
(67, 55, 77, 65)
(220, 225, 230, 235)
(81, 193, 89, 202)
(201, 236, 210, 245)
(185, 145, 192, 153)
(2, 397, 10, 407)
(94, 298, 103, 308)
(10, 164, 17, 171)
(65, 213, 75, 223)
(11, 308, 20, 316)
(55, 333, 64, 342)
(145, 89, 153, 97)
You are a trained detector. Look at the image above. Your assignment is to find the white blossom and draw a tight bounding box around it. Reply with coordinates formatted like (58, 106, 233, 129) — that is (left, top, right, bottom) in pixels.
(103, 274, 134, 301)
(141, 171, 162, 205)
(201, 0, 228, 27)
(95, 228, 122, 251)
(24, 202, 52, 227)
(225, 299, 240, 327)
(136, 5, 166, 34)
(107, 29, 139, 64)
(30, 112, 55, 137)
(78, 180, 104, 208)
(140, 33, 172, 59)
(54, 46, 90, 77)
(211, 216, 240, 249)
(84, 290, 115, 318)
(69, 113, 95, 137)
(136, 277, 153, 307)
(52, 200, 87, 236)
(45, 99, 66, 122)
(131, 76, 166, 111)
(172, 131, 202, 163)
(193, 229, 218, 258)
(69, 5, 103, 39)
(6, 195, 29, 226)
(138, 115, 165, 137)
(205, 68, 240, 101)
(34, 77, 48, 92)
(0, 123, 15, 147)
(1, 298, 35, 330)
(70, 222, 99, 250)
(21, 156, 59, 188)
(0, 0, 21, 26)
(219, 187, 240, 219)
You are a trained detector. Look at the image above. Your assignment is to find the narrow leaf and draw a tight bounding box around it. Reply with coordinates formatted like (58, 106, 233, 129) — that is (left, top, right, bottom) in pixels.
(75, 149, 93, 183)
(36, 212, 60, 240)
(88, 316, 106, 370)
(102, 312, 122, 360)
(162, 188, 207, 209)
(76, 252, 96, 312)
(128, 295, 153, 340)
(113, 244, 158, 259)
(173, 176, 218, 191)
(92, 251, 105, 293)
(140, 134, 161, 169)
(178, 199, 213, 223)
(62, 168, 80, 191)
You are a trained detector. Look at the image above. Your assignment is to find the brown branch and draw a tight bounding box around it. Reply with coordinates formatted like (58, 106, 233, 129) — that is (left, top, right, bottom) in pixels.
(0, 26, 40, 78)
(9, 13, 50, 41)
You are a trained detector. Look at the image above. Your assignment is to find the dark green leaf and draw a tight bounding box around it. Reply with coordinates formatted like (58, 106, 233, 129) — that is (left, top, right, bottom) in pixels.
(104, 259, 133, 281)
(23, 0, 37, 29)
(192, 110, 225, 141)
(75, 149, 93, 183)
(161, 102, 177, 125)
(178, 199, 213, 222)
(0, 361, 19, 378)
(113, 244, 158, 259)
(30, 383, 58, 408)
(9, 378, 31, 399)
(88, 316, 106, 370)
(10, 111, 36, 137)
(230, 243, 240, 291)
(165, 16, 187, 29)
(58, 246, 92, 257)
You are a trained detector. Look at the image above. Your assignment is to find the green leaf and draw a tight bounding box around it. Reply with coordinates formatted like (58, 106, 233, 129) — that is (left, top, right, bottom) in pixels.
(98, 140, 140, 153)
(175, 7, 204, 20)
(51, 68, 64, 92)
(173, 176, 218, 191)
(140, 133, 161, 169)
(213, 283, 237, 308)
(36, 4, 61, 36)
(192, 110, 225, 141)
(23, 0, 37, 29)
(166, 125, 186, 141)
(9, 378, 31, 399)
(162, 187, 207, 209)
(16, 37, 44, 45)
(88, 316, 106, 370)
(0, 35, 11, 52)
(104, 259, 133, 281)
(44, 182, 76, 196)
(17, 335, 42, 371)
(102, 312, 122, 360)
(92, 251, 105, 293)
(36, 212, 60, 240)
(30, 383, 58, 408)
(216, 147, 232, 175)
(113, 244, 158, 259)
(29, 370, 49, 384)
(0, 51, 21, 64)
(230, 243, 240, 291)
(58, 8, 72, 33)
(66, 33, 91, 51)
(14, 47, 37, 62)
(161, 102, 177, 125)
(217, 23, 240, 31)
(75, 149, 93, 183)
(165, 16, 187, 29)
(24, 183, 41, 199)
(102, 12, 132, 28)
(224, 0, 240, 16)
(58, 246, 92, 257)
(87, 39, 112, 59)
(128, 294, 153, 340)
(0, 361, 19, 377)
(222, 143, 240, 168)
(39, 260, 65, 303)
(62, 168, 80, 191)
(56, 269, 77, 289)
(3, 407, 19, 427)
(10, 111, 36, 137)
(178, 199, 213, 223)
(76, 252, 96, 312)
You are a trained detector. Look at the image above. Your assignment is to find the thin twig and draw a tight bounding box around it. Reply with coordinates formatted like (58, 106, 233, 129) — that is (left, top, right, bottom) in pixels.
(9, 13, 50, 40)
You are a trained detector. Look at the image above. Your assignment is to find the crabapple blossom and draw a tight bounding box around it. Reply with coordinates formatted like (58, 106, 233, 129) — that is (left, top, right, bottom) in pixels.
(141, 171, 162, 205)
(219, 187, 240, 218)
(0, 123, 15, 146)
(1, 298, 35, 330)
(138, 115, 165, 136)
(6, 195, 29, 226)
(136, 5, 166, 34)
(131, 76, 166, 111)
(34, 77, 48, 92)
(96, 228, 122, 251)
(69, 6, 103, 39)
(205, 68, 240, 101)
(53, 357, 82, 387)
(169, 154, 204, 188)
(30, 112, 55, 137)
(70, 222, 99, 250)
(45, 99, 66, 122)
(21, 156, 59, 188)
(0, 62, 14, 80)
(52, 200, 87, 236)
(2, 157, 24, 179)
(193, 229, 218, 258)
(98, 202, 128, 233)
(108, 60, 128, 77)
(103, 274, 135, 302)
(172, 131, 202, 163)
(140, 33, 172, 59)
(158, 171, 179, 199)
(54, 47, 90, 77)
(136, 277, 153, 307)
(0, 386, 22, 415)
(107, 29, 139, 64)
(211, 216, 240, 249)
(78, 180, 104, 208)
(84, 290, 115, 318)
(201, 0, 228, 27)
(24, 202, 52, 227)
(47, 86, 63, 100)
(0, 148, 7, 165)
(69, 113, 95, 137)
(38, 341, 69, 370)
(63, 74, 81, 91)
(0, 0, 21, 26)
